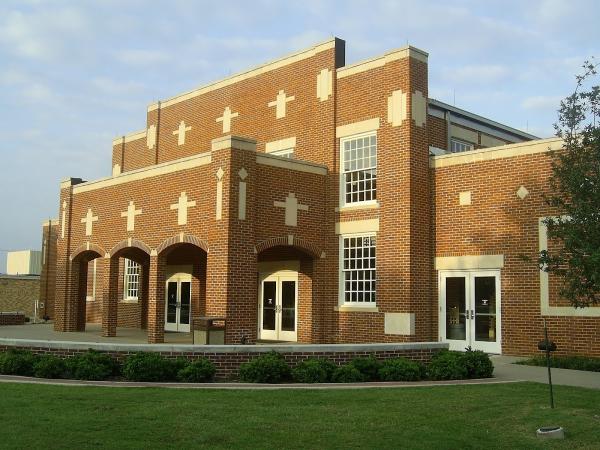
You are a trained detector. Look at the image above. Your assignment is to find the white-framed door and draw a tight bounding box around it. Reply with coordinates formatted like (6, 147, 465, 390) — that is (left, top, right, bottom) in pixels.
(258, 271, 298, 342)
(439, 270, 501, 353)
(165, 269, 192, 333)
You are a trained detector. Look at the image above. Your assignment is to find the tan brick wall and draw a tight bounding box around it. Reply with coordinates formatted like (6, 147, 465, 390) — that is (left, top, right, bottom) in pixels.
(0, 276, 39, 317)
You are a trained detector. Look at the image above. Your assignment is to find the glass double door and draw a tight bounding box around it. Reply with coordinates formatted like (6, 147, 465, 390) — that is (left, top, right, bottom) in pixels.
(165, 276, 191, 332)
(259, 273, 297, 342)
(440, 271, 501, 353)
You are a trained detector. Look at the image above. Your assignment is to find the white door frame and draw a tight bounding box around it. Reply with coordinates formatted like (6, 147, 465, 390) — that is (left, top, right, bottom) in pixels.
(439, 270, 502, 353)
(165, 266, 192, 333)
(258, 269, 298, 342)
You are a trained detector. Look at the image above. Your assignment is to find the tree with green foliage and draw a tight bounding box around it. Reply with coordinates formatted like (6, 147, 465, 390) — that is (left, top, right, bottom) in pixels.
(539, 60, 600, 308)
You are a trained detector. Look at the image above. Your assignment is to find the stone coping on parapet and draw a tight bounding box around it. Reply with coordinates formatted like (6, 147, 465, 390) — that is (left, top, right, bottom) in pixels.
(147, 38, 338, 112)
(336, 45, 428, 79)
(430, 137, 563, 168)
(256, 152, 328, 176)
(111, 129, 146, 147)
(0, 338, 448, 354)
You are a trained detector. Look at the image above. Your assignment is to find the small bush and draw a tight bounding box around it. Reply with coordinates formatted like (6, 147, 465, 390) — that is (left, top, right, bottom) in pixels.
(463, 348, 494, 378)
(33, 355, 67, 379)
(0, 349, 37, 376)
(378, 358, 423, 382)
(122, 352, 178, 382)
(427, 351, 468, 380)
(331, 364, 366, 383)
(67, 350, 119, 381)
(350, 356, 381, 381)
(292, 358, 337, 383)
(238, 352, 290, 383)
(177, 358, 216, 383)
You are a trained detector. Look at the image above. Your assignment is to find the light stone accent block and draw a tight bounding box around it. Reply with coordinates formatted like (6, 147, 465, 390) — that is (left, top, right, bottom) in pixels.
(146, 124, 157, 149)
(459, 191, 471, 206)
(387, 90, 407, 127)
(172, 121, 191, 146)
(121, 201, 142, 232)
(81, 208, 98, 237)
(411, 90, 426, 127)
(274, 193, 308, 227)
(216, 167, 224, 220)
(238, 168, 247, 220)
(384, 313, 415, 335)
(216, 107, 239, 134)
(170, 192, 196, 226)
(516, 185, 529, 199)
(316, 68, 332, 101)
(61, 201, 67, 239)
(268, 90, 295, 119)
(112, 164, 121, 177)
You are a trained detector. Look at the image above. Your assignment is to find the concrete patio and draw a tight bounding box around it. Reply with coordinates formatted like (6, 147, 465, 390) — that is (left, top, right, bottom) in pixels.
(0, 323, 193, 344)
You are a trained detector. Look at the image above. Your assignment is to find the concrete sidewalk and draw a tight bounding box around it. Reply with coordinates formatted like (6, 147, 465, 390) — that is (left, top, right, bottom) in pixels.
(491, 355, 600, 390)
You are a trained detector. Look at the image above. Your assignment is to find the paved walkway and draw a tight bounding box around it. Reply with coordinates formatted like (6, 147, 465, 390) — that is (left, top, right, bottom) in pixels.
(0, 323, 193, 344)
(491, 355, 600, 390)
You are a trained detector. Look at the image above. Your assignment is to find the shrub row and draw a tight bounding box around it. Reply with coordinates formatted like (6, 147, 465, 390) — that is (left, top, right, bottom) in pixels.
(516, 355, 600, 372)
(238, 349, 494, 383)
(0, 348, 493, 384)
(0, 350, 215, 382)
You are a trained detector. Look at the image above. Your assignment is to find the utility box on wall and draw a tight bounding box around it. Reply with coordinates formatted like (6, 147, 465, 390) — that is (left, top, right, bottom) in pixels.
(6, 250, 42, 275)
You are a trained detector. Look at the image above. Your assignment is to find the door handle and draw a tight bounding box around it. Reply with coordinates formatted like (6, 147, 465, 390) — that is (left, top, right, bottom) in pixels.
(470, 310, 474, 320)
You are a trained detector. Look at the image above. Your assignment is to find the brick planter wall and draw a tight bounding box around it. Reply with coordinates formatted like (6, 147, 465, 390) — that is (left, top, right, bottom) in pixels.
(0, 339, 447, 380)
(0, 313, 26, 326)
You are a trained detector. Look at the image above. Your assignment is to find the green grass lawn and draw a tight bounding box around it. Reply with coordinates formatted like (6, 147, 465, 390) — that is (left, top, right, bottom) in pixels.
(0, 382, 598, 449)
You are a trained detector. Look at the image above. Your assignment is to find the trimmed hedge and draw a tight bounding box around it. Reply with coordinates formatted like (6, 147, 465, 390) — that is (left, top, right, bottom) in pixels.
(0, 350, 37, 376)
(350, 356, 381, 381)
(67, 350, 120, 381)
(177, 358, 216, 383)
(463, 348, 494, 379)
(238, 352, 291, 383)
(331, 364, 366, 383)
(378, 357, 423, 381)
(33, 355, 67, 379)
(292, 358, 337, 383)
(427, 351, 469, 380)
(123, 353, 179, 382)
(516, 355, 600, 372)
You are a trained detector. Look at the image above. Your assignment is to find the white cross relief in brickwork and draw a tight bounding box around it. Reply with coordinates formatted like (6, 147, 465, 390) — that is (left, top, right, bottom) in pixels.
(81, 208, 98, 236)
(173, 120, 192, 146)
(268, 90, 295, 119)
(171, 192, 196, 226)
(274, 193, 309, 227)
(121, 201, 142, 232)
(216, 107, 239, 133)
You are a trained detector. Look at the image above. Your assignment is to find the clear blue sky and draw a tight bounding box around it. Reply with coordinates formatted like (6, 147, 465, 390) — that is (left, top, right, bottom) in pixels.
(1, 0, 599, 272)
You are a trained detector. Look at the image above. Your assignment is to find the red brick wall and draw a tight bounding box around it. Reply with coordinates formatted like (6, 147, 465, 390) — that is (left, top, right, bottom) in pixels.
(432, 150, 600, 356)
(39, 222, 58, 319)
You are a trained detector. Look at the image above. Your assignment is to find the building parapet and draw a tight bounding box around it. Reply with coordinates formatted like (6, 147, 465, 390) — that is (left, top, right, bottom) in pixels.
(256, 153, 328, 176)
(336, 45, 428, 79)
(430, 137, 563, 168)
(111, 129, 146, 147)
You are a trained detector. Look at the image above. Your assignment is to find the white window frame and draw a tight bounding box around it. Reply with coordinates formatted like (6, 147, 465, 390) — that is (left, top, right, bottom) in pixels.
(450, 138, 474, 153)
(123, 258, 141, 302)
(338, 233, 377, 307)
(339, 131, 377, 207)
(270, 148, 294, 159)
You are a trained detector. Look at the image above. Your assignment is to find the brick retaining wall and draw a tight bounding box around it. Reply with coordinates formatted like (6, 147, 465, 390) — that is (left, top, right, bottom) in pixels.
(0, 339, 447, 380)
(0, 313, 26, 326)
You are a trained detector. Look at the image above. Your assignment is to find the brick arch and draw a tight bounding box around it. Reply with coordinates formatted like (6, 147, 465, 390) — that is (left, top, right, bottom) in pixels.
(109, 238, 153, 258)
(156, 233, 209, 255)
(255, 236, 323, 259)
(70, 242, 107, 261)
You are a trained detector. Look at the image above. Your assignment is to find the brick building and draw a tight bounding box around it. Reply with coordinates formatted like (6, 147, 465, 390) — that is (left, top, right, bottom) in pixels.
(40, 38, 599, 356)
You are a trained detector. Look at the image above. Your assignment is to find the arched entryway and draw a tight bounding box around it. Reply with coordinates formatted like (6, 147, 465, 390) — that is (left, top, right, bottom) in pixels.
(147, 234, 208, 343)
(256, 241, 320, 343)
(63, 243, 105, 332)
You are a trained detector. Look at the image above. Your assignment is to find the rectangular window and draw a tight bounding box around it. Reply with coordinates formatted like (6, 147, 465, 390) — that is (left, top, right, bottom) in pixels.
(123, 259, 141, 301)
(341, 133, 377, 204)
(450, 138, 474, 153)
(341, 235, 376, 304)
(270, 148, 294, 159)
